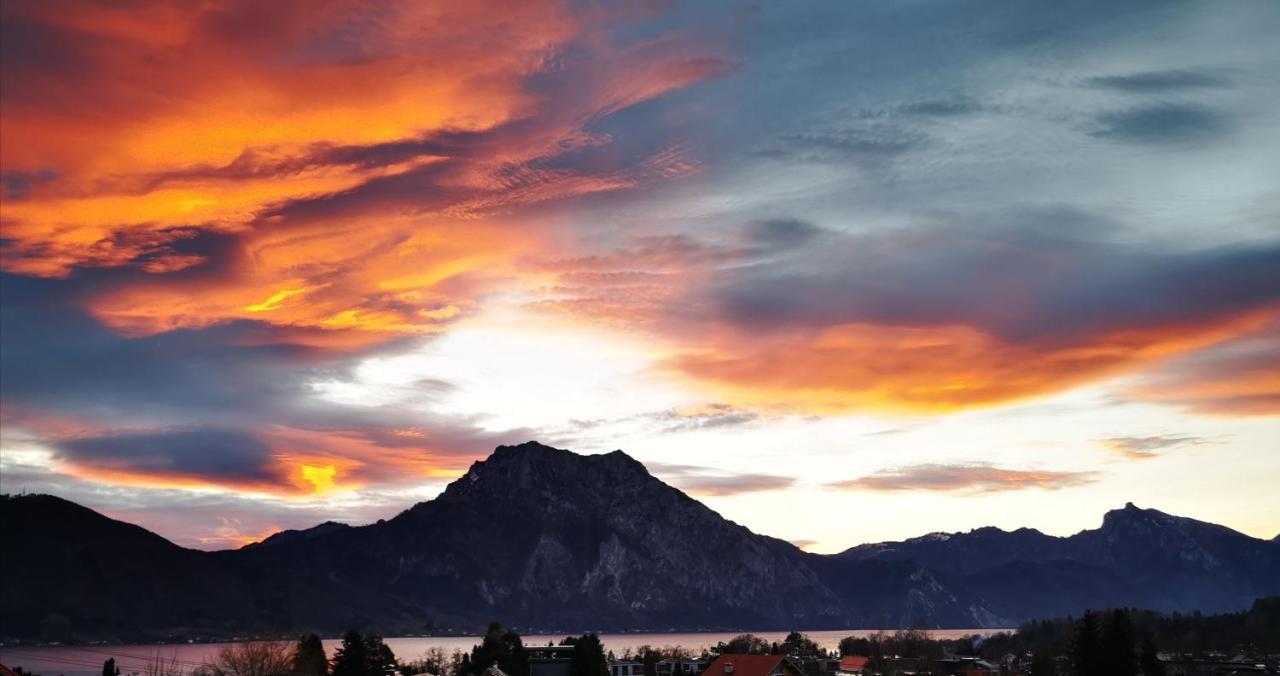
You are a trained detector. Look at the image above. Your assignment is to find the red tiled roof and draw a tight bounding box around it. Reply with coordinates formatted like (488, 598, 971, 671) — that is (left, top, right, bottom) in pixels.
(703, 655, 787, 676)
(839, 656, 869, 671)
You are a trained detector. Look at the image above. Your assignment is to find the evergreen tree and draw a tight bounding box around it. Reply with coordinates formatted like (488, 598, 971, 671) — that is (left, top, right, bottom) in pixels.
(1070, 611, 1103, 676)
(365, 635, 398, 676)
(295, 634, 329, 676)
(333, 631, 370, 676)
(103, 658, 119, 676)
(561, 635, 607, 676)
(1100, 609, 1138, 676)
(466, 622, 528, 676)
(332, 631, 397, 676)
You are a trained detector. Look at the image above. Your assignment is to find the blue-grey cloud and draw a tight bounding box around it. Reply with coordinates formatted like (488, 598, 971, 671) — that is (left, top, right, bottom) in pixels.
(703, 214, 1280, 344)
(57, 427, 278, 485)
(1086, 69, 1232, 93)
(1092, 103, 1230, 144)
(647, 462, 794, 496)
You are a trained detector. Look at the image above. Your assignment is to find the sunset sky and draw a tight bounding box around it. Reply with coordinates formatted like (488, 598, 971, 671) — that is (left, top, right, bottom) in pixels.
(1, 0, 1278, 552)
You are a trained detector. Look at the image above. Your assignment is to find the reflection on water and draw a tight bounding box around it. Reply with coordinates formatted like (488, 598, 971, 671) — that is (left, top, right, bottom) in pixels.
(0, 629, 1010, 676)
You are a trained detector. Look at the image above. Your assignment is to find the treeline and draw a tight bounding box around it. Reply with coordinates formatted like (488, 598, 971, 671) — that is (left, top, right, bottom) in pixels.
(1006, 596, 1280, 658)
(65, 598, 1278, 676)
(831, 597, 1280, 675)
(79, 625, 607, 676)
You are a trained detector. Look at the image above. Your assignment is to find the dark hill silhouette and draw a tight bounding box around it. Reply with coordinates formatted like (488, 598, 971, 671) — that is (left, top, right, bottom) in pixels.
(3, 442, 1278, 641)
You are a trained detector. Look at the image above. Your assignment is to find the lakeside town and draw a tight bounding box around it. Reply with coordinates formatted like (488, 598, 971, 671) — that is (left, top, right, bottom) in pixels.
(4, 600, 1279, 676)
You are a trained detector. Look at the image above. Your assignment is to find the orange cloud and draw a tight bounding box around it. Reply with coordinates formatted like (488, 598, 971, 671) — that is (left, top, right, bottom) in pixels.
(663, 309, 1279, 414)
(1126, 328, 1280, 416)
(2, 0, 728, 347)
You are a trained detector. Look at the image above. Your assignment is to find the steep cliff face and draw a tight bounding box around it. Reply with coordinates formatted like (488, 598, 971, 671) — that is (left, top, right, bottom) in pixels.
(3, 442, 1276, 641)
(220, 443, 856, 632)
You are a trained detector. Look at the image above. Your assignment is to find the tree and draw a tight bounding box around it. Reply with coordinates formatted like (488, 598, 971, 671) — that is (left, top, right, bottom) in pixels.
(145, 652, 184, 676)
(208, 642, 297, 676)
(367, 636, 398, 676)
(333, 632, 370, 676)
(716, 635, 771, 655)
(837, 637, 869, 658)
(403, 647, 456, 676)
(561, 635, 608, 676)
(295, 634, 329, 676)
(779, 633, 821, 658)
(103, 658, 120, 676)
(1100, 609, 1138, 676)
(333, 632, 398, 676)
(465, 622, 528, 676)
(1070, 612, 1103, 676)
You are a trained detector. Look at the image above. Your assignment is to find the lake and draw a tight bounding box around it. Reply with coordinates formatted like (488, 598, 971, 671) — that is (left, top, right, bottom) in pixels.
(0, 629, 1010, 676)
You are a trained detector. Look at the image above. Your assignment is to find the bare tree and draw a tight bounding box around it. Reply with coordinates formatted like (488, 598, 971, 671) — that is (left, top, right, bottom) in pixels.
(143, 652, 184, 676)
(202, 642, 298, 676)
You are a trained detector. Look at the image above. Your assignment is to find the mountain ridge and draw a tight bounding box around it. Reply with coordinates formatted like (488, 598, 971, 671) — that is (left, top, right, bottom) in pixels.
(3, 441, 1278, 642)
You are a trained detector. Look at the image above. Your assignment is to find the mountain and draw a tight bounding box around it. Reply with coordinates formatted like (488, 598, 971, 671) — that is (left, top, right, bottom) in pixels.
(0, 493, 259, 641)
(834, 501, 1280, 620)
(3, 442, 1278, 642)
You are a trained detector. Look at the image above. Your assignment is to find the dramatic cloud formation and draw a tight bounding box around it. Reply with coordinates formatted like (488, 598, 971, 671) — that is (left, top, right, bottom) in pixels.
(831, 464, 1099, 494)
(2, 0, 1278, 548)
(565, 221, 1280, 413)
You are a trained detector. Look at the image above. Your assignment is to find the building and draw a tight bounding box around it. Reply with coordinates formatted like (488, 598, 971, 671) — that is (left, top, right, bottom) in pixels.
(610, 661, 645, 676)
(701, 655, 804, 676)
(792, 658, 840, 676)
(527, 645, 575, 676)
(657, 658, 709, 676)
(836, 656, 869, 675)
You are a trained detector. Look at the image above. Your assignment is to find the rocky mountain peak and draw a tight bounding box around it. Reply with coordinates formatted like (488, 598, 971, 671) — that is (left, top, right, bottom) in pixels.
(1101, 502, 1166, 528)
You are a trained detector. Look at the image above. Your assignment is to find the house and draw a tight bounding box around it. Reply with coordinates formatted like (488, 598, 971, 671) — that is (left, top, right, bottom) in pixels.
(610, 661, 645, 676)
(657, 658, 709, 676)
(836, 656, 869, 675)
(527, 645, 575, 676)
(701, 655, 804, 676)
(794, 658, 841, 676)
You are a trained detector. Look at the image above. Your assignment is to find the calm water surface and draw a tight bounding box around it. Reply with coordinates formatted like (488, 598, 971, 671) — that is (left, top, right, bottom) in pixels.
(0, 629, 1010, 676)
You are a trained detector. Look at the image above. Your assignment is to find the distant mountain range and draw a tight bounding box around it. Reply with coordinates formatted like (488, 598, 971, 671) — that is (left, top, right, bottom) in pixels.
(3, 442, 1278, 642)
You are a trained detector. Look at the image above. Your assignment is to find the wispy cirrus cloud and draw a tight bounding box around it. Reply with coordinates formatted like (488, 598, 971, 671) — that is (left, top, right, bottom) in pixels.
(830, 463, 1099, 494)
(1100, 434, 1210, 460)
